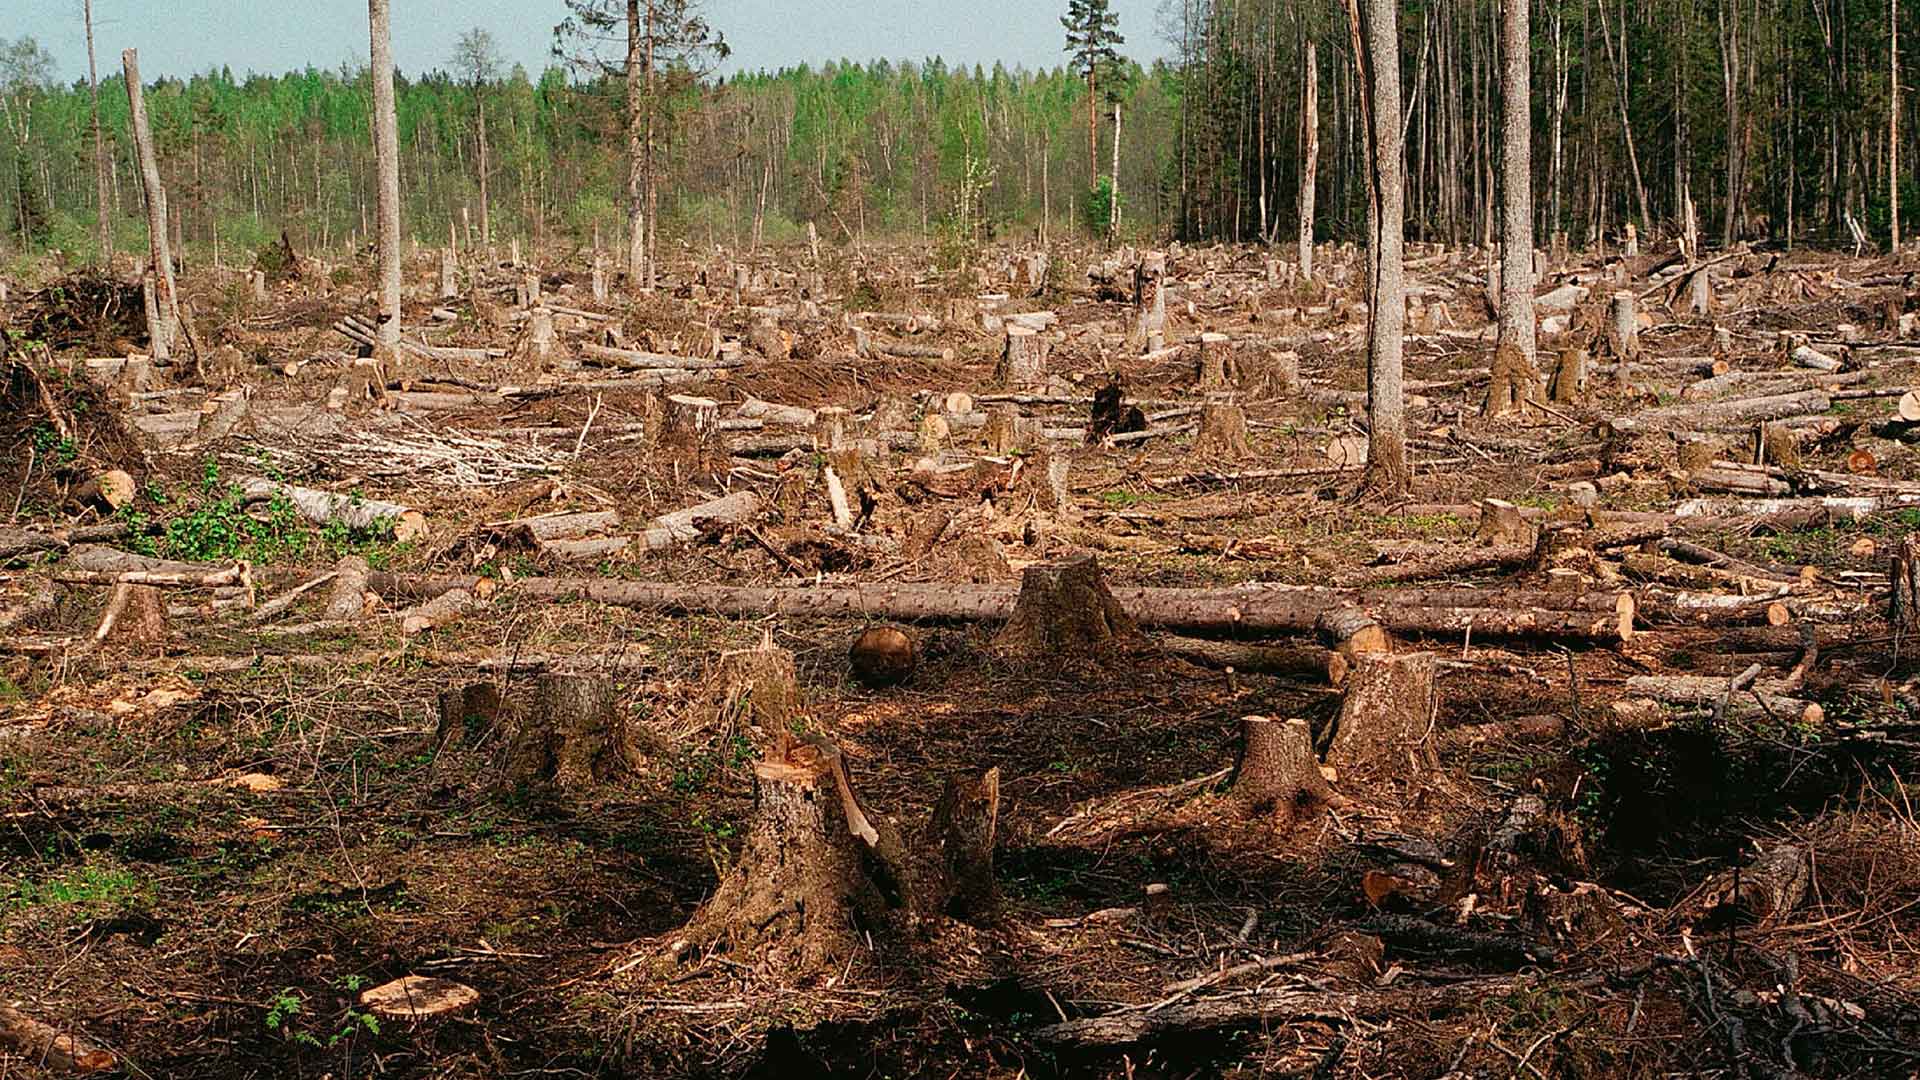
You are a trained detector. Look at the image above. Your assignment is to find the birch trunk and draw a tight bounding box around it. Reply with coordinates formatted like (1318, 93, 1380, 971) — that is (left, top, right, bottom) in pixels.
(367, 0, 402, 350)
(85, 0, 112, 263)
(1299, 40, 1319, 282)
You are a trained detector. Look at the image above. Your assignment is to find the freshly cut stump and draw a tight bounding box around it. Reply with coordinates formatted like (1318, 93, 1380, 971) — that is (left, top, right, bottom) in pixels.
(504, 673, 623, 789)
(678, 739, 904, 975)
(1476, 499, 1534, 547)
(1190, 397, 1252, 461)
(998, 326, 1049, 389)
(1229, 716, 1348, 829)
(850, 626, 916, 688)
(1326, 652, 1438, 772)
(993, 553, 1139, 658)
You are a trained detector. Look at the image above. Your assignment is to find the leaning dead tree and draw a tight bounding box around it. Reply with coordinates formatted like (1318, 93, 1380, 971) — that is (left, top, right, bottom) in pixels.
(367, 0, 403, 350)
(121, 48, 177, 364)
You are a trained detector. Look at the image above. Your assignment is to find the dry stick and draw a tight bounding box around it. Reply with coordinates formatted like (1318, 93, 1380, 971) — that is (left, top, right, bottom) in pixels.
(251, 570, 340, 622)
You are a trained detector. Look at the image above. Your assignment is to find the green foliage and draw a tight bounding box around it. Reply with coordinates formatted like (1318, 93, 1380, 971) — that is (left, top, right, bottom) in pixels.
(5, 862, 145, 913)
(1082, 176, 1117, 234)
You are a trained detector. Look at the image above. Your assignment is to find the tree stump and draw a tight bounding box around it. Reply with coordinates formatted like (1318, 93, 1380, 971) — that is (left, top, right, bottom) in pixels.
(1547, 348, 1588, 404)
(1892, 535, 1920, 635)
(1197, 332, 1238, 390)
(1476, 499, 1534, 548)
(711, 640, 800, 732)
(527, 306, 555, 363)
(917, 412, 950, 455)
(437, 682, 502, 749)
(983, 405, 1040, 454)
(1190, 397, 1252, 461)
(438, 248, 457, 299)
(663, 394, 720, 448)
(748, 316, 791, 361)
(1017, 448, 1073, 513)
(503, 673, 625, 790)
(251, 269, 270, 303)
(1229, 716, 1348, 828)
(1326, 652, 1438, 772)
(813, 406, 851, 451)
(676, 737, 906, 975)
(993, 553, 1139, 658)
(915, 767, 1001, 921)
(1131, 251, 1167, 353)
(1687, 269, 1714, 315)
(1483, 342, 1546, 417)
(1607, 291, 1639, 358)
(97, 583, 167, 651)
(998, 326, 1049, 390)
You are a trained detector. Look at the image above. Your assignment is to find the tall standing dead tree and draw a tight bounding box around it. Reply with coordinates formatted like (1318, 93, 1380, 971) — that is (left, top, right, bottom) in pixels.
(1298, 39, 1319, 282)
(120, 49, 177, 364)
(367, 0, 402, 351)
(1498, 0, 1536, 365)
(451, 28, 500, 251)
(84, 2, 111, 263)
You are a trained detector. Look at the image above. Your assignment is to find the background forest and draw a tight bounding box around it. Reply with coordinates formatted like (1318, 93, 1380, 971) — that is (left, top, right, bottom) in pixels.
(0, 0, 1913, 269)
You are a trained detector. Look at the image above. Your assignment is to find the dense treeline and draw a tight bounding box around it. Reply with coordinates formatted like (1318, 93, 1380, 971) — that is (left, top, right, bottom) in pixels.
(0, 54, 1178, 263)
(0, 0, 1912, 262)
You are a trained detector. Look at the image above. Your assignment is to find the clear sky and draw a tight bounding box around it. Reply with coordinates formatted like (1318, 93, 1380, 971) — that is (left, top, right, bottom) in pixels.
(14, 0, 1175, 84)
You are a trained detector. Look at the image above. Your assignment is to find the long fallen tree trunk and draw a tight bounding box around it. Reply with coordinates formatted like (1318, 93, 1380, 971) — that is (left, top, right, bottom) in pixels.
(363, 572, 1636, 642)
(240, 478, 427, 542)
(580, 344, 743, 371)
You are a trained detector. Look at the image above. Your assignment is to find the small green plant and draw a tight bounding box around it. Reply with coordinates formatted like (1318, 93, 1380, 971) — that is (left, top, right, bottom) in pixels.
(5, 863, 145, 913)
(264, 989, 304, 1034)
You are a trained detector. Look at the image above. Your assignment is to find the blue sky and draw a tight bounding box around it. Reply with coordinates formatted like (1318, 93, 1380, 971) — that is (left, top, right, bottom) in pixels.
(13, 0, 1175, 84)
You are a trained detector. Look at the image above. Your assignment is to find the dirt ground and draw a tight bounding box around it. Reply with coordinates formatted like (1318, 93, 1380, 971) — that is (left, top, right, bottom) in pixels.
(3, 238, 1920, 1078)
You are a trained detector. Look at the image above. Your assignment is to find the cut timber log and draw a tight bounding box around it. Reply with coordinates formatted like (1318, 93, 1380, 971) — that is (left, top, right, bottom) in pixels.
(371, 573, 1638, 643)
(642, 490, 763, 549)
(240, 479, 426, 542)
(737, 397, 817, 427)
(0, 1003, 116, 1074)
(399, 587, 472, 635)
(580, 344, 741, 371)
(1607, 389, 1831, 433)
(1619, 674, 1822, 724)
(324, 556, 370, 621)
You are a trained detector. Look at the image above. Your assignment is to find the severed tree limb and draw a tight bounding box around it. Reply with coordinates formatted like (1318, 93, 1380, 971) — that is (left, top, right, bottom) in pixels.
(0, 1003, 117, 1074)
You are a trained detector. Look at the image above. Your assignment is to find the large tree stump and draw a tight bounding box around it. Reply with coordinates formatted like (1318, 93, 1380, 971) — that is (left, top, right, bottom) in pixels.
(96, 583, 167, 651)
(997, 326, 1049, 389)
(677, 737, 904, 975)
(1326, 652, 1437, 772)
(983, 405, 1041, 454)
(1476, 499, 1534, 547)
(663, 395, 720, 448)
(1131, 252, 1168, 353)
(1190, 397, 1252, 461)
(993, 553, 1138, 658)
(437, 682, 502, 750)
(748, 316, 791, 361)
(1547, 348, 1588, 404)
(1229, 716, 1348, 829)
(503, 673, 625, 789)
(914, 767, 1001, 921)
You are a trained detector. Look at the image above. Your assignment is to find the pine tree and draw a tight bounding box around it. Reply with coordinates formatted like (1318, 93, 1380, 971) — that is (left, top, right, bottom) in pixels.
(1062, 0, 1124, 196)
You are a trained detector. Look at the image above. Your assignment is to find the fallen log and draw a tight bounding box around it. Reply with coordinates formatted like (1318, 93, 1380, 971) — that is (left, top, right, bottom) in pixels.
(240, 478, 427, 542)
(581, 343, 742, 371)
(1607, 389, 1831, 434)
(364, 573, 1636, 642)
(0, 1003, 117, 1074)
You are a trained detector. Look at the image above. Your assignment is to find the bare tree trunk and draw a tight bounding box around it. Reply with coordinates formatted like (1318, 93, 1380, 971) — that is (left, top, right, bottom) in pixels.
(1499, 0, 1536, 364)
(121, 49, 176, 363)
(644, 0, 659, 290)
(85, 0, 112, 264)
(1109, 102, 1122, 243)
(477, 98, 491, 249)
(1299, 40, 1320, 281)
(1088, 69, 1099, 193)
(1596, 0, 1653, 237)
(368, 0, 402, 350)
(1357, 0, 1410, 494)
(624, 0, 645, 282)
(1894, 0, 1903, 251)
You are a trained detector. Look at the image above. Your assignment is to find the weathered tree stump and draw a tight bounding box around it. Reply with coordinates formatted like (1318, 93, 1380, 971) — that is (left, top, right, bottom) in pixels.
(1892, 535, 1920, 635)
(1548, 348, 1588, 404)
(1483, 342, 1546, 417)
(997, 326, 1049, 389)
(917, 411, 950, 454)
(1131, 251, 1167, 353)
(662, 394, 720, 447)
(503, 673, 625, 790)
(1608, 291, 1639, 358)
(1197, 332, 1239, 390)
(97, 583, 167, 651)
(983, 405, 1041, 454)
(1018, 447, 1073, 513)
(1229, 716, 1348, 829)
(436, 682, 502, 749)
(438, 248, 457, 299)
(1687, 268, 1714, 315)
(748, 316, 791, 361)
(676, 737, 904, 974)
(1476, 498, 1534, 548)
(993, 553, 1139, 658)
(1190, 397, 1252, 461)
(1326, 652, 1437, 772)
(711, 639, 800, 731)
(915, 767, 1002, 921)
(527, 306, 555, 363)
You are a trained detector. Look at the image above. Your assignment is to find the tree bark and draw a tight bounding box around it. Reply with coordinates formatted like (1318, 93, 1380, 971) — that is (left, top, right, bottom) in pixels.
(994, 553, 1140, 658)
(625, 0, 646, 283)
(1498, 0, 1536, 364)
(1298, 41, 1319, 282)
(1230, 715, 1347, 828)
(1327, 651, 1437, 771)
(0, 1004, 116, 1075)
(1359, 0, 1410, 493)
(503, 673, 625, 789)
(367, 0, 402, 350)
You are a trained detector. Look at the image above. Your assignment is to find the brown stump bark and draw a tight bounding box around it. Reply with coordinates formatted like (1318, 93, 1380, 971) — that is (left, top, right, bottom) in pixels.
(916, 767, 1001, 921)
(1190, 397, 1252, 461)
(1483, 342, 1546, 418)
(437, 682, 502, 749)
(983, 405, 1041, 454)
(1326, 652, 1437, 772)
(993, 553, 1139, 658)
(1229, 716, 1348, 829)
(663, 395, 720, 448)
(711, 640, 800, 732)
(1017, 448, 1073, 513)
(1893, 535, 1920, 635)
(997, 326, 1049, 390)
(1548, 348, 1589, 404)
(1197, 333, 1239, 391)
(677, 738, 905, 975)
(748, 317, 791, 362)
(503, 673, 625, 789)
(97, 583, 167, 651)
